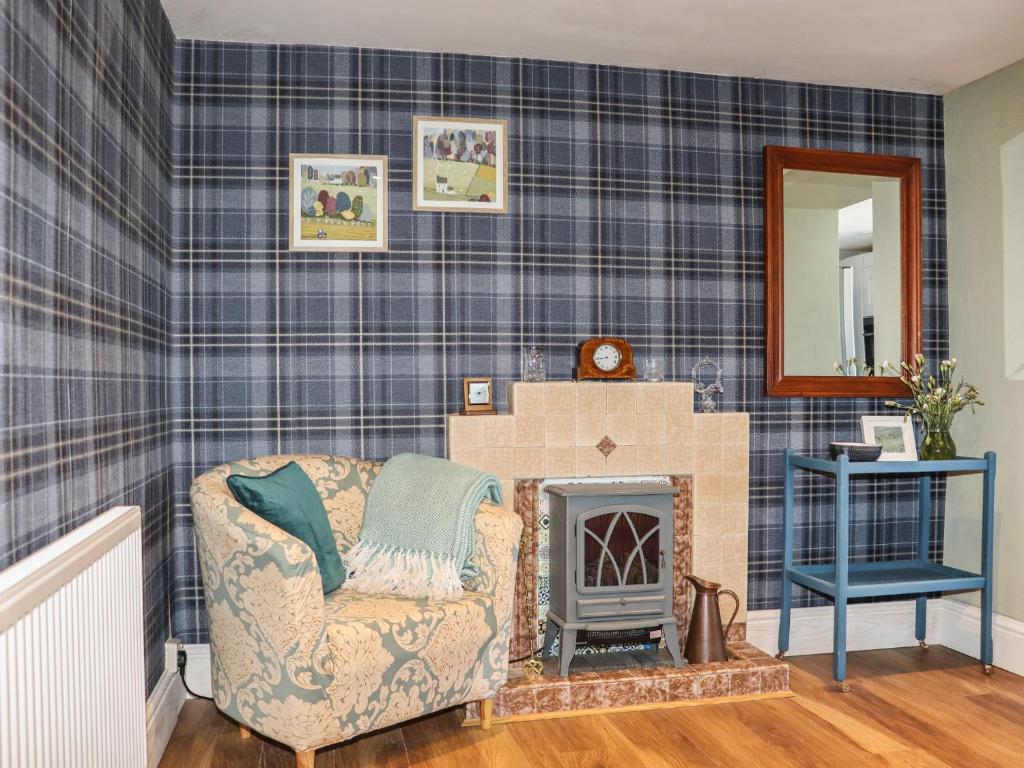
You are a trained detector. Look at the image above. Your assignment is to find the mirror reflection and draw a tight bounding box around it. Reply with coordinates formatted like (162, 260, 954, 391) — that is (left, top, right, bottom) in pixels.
(783, 170, 902, 377)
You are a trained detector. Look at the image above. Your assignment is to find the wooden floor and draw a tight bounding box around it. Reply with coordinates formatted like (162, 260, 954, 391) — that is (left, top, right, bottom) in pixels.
(159, 646, 1024, 767)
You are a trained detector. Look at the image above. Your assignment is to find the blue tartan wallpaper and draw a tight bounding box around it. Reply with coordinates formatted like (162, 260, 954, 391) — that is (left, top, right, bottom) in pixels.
(171, 42, 948, 643)
(1, 0, 175, 692)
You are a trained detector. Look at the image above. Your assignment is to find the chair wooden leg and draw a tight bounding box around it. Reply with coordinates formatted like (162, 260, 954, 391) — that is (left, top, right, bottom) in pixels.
(239, 724, 251, 739)
(480, 699, 493, 731)
(296, 749, 315, 768)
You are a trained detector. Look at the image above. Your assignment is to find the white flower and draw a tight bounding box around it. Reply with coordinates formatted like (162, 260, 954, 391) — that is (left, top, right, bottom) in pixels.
(933, 387, 945, 396)
(911, 375, 921, 383)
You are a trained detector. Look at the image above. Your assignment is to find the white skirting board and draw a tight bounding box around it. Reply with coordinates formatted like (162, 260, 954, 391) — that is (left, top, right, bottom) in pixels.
(746, 597, 1024, 676)
(144, 639, 193, 768)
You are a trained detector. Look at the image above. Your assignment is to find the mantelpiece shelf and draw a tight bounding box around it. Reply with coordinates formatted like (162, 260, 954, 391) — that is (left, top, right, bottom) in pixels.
(787, 560, 985, 599)
(778, 449, 996, 691)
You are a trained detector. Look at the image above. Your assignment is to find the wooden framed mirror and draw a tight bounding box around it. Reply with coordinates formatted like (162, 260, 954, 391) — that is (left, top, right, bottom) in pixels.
(764, 145, 922, 397)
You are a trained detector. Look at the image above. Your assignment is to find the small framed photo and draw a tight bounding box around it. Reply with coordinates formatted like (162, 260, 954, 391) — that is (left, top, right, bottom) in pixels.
(861, 415, 918, 461)
(461, 377, 496, 415)
(288, 154, 388, 251)
(413, 117, 508, 213)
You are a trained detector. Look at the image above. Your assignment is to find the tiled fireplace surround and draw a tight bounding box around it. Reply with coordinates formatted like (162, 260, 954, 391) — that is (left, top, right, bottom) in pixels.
(448, 382, 790, 720)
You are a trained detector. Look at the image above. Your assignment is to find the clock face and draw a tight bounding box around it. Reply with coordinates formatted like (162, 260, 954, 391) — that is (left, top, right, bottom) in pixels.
(467, 382, 491, 404)
(593, 343, 623, 372)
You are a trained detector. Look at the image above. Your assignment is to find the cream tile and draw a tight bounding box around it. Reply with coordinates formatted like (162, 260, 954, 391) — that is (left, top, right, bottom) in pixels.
(722, 502, 749, 533)
(481, 415, 515, 447)
(575, 447, 607, 477)
(721, 412, 749, 444)
(636, 383, 670, 414)
(692, 534, 724, 568)
(695, 414, 723, 444)
(508, 382, 544, 417)
(544, 381, 576, 415)
(694, 474, 725, 506)
(448, 445, 475, 467)
(721, 533, 749, 566)
(636, 412, 667, 444)
(666, 414, 695, 445)
(722, 444, 749, 474)
(448, 415, 486, 450)
(514, 447, 545, 478)
(723, 475, 749, 505)
(474, 447, 514, 479)
(544, 414, 576, 446)
(575, 412, 607, 446)
(605, 412, 638, 445)
(605, 445, 637, 476)
(544, 446, 575, 476)
(696, 445, 723, 474)
(666, 443, 696, 474)
(575, 382, 607, 415)
(665, 382, 695, 414)
(513, 413, 545, 447)
(605, 383, 637, 414)
(693, 504, 724, 536)
(635, 444, 667, 475)
(719, 565, 748, 597)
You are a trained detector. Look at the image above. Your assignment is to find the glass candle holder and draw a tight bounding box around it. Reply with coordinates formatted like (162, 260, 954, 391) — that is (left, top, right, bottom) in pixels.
(643, 357, 664, 382)
(523, 346, 546, 382)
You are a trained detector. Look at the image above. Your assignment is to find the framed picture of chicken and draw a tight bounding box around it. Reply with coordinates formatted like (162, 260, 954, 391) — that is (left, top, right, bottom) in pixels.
(288, 154, 388, 251)
(413, 117, 508, 213)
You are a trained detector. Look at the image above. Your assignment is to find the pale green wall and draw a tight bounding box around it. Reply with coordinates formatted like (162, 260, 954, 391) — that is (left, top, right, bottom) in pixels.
(784, 207, 840, 375)
(872, 180, 902, 368)
(944, 58, 1024, 621)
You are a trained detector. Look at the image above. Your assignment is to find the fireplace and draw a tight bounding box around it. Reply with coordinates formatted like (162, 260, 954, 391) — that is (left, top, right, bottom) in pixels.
(542, 482, 683, 675)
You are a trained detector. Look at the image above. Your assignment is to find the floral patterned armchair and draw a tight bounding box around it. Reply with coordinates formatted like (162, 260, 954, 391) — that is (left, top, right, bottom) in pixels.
(190, 454, 522, 768)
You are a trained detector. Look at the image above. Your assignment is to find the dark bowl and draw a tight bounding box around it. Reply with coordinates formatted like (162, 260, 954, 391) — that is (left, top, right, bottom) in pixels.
(829, 442, 883, 461)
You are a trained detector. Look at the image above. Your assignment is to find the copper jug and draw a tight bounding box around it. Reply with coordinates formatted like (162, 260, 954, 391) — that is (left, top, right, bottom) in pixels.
(683, 574, 740, 664)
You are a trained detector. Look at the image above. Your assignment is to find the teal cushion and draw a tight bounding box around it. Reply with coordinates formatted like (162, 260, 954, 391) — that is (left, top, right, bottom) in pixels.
(226, 461, 345, 594)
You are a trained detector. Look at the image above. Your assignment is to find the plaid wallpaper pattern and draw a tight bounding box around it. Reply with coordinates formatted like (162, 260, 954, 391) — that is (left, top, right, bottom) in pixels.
(172, 42, 948, 644)
(1, 0, 175, 693)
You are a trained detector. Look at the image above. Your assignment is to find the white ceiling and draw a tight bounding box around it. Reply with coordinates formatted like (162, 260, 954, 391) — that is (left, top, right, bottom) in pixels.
(161, 0, 1024, 94)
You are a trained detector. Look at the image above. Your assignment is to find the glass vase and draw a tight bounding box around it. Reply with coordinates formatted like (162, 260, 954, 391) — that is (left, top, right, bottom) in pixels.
(920, 428, 956, 461)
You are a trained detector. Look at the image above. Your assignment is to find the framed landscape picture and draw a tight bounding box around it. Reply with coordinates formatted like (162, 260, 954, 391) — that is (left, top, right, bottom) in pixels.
(861, 415, 918, 461)
(413, 117, 508, 213)
(288, 154, 388, 251)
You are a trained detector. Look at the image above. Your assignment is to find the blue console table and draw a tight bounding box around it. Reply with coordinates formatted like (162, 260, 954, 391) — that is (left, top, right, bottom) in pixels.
(777, 449, 996, 691)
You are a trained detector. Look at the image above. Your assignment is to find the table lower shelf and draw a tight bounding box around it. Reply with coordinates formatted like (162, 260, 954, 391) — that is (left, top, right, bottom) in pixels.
(786, 560, 986, 599)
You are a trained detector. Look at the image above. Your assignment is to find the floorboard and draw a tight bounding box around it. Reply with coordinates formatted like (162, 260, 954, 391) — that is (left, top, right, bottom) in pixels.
(157, 647, 1024, 767)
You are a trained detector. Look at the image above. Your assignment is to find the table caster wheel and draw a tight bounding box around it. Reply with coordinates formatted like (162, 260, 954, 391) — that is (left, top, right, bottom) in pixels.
(833, 679, 850, 693)
(775, 651, 786, 660)
(983, 664, 994, 676)
(918, 640, 929, 650)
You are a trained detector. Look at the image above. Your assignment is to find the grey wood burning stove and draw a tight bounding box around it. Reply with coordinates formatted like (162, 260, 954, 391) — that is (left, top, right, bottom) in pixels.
(541, 482, 684, 676)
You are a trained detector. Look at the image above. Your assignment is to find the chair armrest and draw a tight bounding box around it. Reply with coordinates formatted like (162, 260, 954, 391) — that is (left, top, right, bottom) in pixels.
(190, 471, 335, 714)
(464, 501, 524, 618)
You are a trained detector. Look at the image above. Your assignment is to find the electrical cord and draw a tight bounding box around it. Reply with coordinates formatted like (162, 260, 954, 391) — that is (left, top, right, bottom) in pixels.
(177, 649, 214, 701)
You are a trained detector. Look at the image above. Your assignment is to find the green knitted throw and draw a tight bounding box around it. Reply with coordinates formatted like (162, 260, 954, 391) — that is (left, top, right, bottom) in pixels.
(341, 453, 502, 600)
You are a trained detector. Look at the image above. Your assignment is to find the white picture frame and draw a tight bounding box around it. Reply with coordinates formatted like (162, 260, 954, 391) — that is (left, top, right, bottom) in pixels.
(413, 117, 508, 213)
(861, 415, 918, 461)
(288, 154, 388, 252)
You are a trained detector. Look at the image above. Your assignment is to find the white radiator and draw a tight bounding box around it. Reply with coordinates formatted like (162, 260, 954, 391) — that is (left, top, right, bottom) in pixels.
(0, 506, 146, 768)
